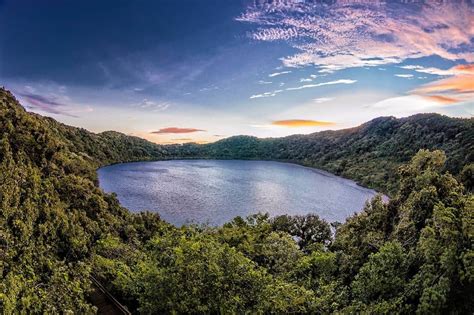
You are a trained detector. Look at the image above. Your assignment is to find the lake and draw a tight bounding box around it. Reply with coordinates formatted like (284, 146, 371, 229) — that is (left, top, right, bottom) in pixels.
(98, 160, 380, 226)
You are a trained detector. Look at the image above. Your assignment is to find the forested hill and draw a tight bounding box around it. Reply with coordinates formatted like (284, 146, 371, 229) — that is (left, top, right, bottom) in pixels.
(1, 87, 473, 313)
(1, 89, 173, 169)
(197, 113, 473, 193)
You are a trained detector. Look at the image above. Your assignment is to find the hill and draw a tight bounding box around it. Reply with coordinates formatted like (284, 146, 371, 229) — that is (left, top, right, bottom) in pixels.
(198, 114, 473, 193)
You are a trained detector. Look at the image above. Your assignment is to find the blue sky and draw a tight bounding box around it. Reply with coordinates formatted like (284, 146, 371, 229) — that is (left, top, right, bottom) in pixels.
(0, 0, 473, 144)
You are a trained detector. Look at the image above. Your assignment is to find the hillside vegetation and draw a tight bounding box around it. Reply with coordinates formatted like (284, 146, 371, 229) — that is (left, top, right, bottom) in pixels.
(0, 88, 473, 313)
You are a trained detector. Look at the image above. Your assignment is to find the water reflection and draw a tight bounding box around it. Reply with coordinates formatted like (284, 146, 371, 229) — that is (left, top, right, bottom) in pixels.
(98, 160, 380, 226)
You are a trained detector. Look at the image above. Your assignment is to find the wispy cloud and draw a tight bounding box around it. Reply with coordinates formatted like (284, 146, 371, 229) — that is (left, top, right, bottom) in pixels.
(313, 97, 334, 103)
(151, 127, 206, 134)
(133, 99, 170, 112)
(394, 74, 414, 78)
(17, 89, 90, 117)
(370, 95, 444, 115)
(250, 89, 284, 99)
(268, 71, 291, 77)
(285, 79, 356, 91)
(272, 119, 335, 128)
(421, 95, 459, 105)
(237, 1, 474, 72)
(199, 85, 219, 92)
(250, 79, 356, 99)
(399, 65, 460, 76)
(258, 80, 272, 84)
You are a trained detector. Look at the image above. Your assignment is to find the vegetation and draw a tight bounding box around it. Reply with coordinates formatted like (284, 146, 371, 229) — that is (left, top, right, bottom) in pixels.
(1, 88, 473, 313)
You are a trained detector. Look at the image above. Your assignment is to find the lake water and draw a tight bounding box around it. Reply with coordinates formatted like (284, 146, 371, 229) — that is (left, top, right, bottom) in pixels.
(98, 160, 379, 226)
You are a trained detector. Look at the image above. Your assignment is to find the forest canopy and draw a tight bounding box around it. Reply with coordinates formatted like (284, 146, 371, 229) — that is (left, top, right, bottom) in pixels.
(0, 88, 472, 313)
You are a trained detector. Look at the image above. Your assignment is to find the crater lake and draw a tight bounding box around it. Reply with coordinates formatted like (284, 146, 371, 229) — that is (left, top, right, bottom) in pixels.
(98, 160, 380, 226)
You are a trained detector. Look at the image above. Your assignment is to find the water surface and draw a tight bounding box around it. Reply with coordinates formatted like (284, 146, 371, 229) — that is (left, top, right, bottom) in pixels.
(98, 160, 379, 226)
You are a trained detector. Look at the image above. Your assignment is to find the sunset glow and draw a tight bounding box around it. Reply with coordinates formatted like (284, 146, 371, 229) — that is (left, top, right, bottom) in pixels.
(272, 120, 336, 128)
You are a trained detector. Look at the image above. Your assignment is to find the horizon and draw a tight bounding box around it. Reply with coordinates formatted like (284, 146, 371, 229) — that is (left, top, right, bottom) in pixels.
(1, 0, 473, 144)
(4, 85, 468, 145)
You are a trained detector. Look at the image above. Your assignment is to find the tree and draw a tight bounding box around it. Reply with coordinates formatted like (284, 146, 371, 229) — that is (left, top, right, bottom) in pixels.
(271, 214, 332, 250)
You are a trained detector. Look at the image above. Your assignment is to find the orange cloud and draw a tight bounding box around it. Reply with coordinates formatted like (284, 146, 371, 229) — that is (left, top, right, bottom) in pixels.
(421, 95, 459, 105)
(272, 119, 335, 127)
(415, 75, 474, 94)
(411, 64, 474, 105)
(151, 127, 206, 134)
(452, 64, 474, 74)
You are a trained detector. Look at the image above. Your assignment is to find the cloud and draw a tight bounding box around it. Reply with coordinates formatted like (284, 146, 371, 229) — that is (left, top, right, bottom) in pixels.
(237, 1, 474, 72)
(250, 89, 284, 99)
(133, 99, 170, 112)
(394, 74, 414, 78)
(285, 79, 356, 91)
(421, 95, 459, 105)
(151, 127, 206, 134)
(413, 65, 474, 94)
(17, 91, 80, 117)
(313, 97, 334, 103)
(172, 138, 194, 141)
(410, 64, 474, 104)
(199, 86, 219, 92)
(300, 78, 312, 82)
(272, 119, 335, 127)
(399, 65, 458, 76)
(19, 92, 63, 107)
(268, 71, 291, 77)
(309, 74, 326, 79)
(258, 80, 272, 84)
(415, 75, 474, 94)
(369, 95, 446, 116)
(250, 79, 355, 99)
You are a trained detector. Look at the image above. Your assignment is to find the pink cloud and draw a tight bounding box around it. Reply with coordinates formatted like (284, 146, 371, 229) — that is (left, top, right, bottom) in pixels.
(238, 1, 474, 71)
(151, 127, 206, 134)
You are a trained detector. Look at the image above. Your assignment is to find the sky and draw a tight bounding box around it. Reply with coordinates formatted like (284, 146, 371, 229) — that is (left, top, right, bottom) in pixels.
(0, 0, 473, 144)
